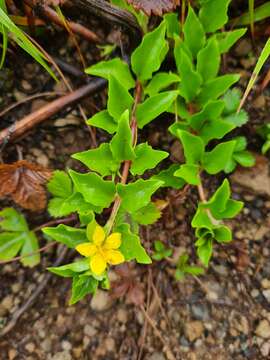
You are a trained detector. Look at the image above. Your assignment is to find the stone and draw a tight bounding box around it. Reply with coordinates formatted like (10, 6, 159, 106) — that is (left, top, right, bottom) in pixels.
(25, 343, 35, 353)
(41, 339, 52, 352)
(90, 290, 111, 311)
(105, 338, 115, 352)
(149, 352, 166, 360)
(253, 95, 266, 109)
(1, 295, 13, 312)
(185, 321, 204, 342)
(255, 320, 270, 339)
(262, 279, 270, 289)
(61, 341, 72, 351)
(261, 341, 270, 357)
(117, 308, 128, 323)
(83, 324, 97, 337)
(235, 39, 252, 56)
(263, 290, 270, 302)
(191, 304, 210, 321)
(49, 351, 72, 360)
(8, 349, 17, 360)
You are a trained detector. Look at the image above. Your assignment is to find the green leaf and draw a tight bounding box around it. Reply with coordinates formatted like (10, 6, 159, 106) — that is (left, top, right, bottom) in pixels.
(184, 265, 205, 276)
(0, 208, 28, 232)
(47, 170, 72, 198)
(110, 110, 136, 161)
(107, 76, 133, 120)
(151, 164, 185, 190)
(177, 49, 202, 102)
(189, 100, 225, 131)
(42, 225, 86, 248)
(224, 110, 248, 127)
(199, 0, 231, 32)
(216, 29, 247, 54)
(144, 72, 180, 97)
(117, 224, 151, 264)
(132, 202, 161, 225)
(164, 13, 180, 38)
(233, 136, 247, 152)
(87, 110, 117, 134)
(85, 58, 135, 90)
(191, 207, 213, 229)
(199, 118, 235, 144)
(196, 239, 212, 267)
(154, 240, 165, 252)
(72, 143, 120, 177)
(131, 21, 168, 81)
(69, 170, 116, 208)
(136, 91, 178, 129)
(202, 141, 236, 174)
(233, 151, 255, 167)
(197, 74, 240, 106)
(20, 231, 40, 267)
(177, 130, 204, 164)
(214, 225, 232, 243)
(0, 232, 24, 260)
(117, 179, 163, 213)
(222, 88, 241, 114)
(262, 140, 270, 154)
(69, 275, 98, 305)
(0, 8, 55, 79)
(197, 36, 220, 81)
(174, 164, 200, 185)
(130, 143, 168, 175)
(183, 6, 206, 57)
(206, 179, 230, 214)
(48, 259, 90, 277)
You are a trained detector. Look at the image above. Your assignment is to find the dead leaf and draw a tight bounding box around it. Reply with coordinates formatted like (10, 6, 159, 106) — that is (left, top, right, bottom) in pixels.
(230, 155, 270, 197)
(0, 160, 52, 211)
(126, 0, 180, 16)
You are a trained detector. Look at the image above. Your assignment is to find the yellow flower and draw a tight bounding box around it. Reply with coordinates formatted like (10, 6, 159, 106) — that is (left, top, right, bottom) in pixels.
(75, 225, 124, 275)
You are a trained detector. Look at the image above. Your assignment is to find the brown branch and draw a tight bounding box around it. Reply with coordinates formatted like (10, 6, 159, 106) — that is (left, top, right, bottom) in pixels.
(0, 78, 106, 146)
(24, 0, 101, 43)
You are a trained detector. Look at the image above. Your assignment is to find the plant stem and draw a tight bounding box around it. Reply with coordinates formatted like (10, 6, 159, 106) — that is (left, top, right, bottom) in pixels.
(106, 81, 142, 234)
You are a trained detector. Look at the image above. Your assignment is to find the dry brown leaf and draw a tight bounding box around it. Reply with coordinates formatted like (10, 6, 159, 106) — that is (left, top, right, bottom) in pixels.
(126, 0, 180, 16)
(0, 160, 52, 211)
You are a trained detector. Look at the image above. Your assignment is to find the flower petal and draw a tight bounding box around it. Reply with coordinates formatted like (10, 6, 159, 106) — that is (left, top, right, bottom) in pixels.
(90, 253, 107, 275)
(105, 250, 125, 265)
(93, 225, 105, 246)
(104, 232, 122, 249)
(76, 243, 97, 257)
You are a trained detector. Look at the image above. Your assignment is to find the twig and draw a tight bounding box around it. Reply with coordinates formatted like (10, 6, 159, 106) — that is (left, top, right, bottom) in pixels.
(0, 244, 68, 337)
(0, 91, 65, 118)
(0, 78, 106, 146)
(24, 0, 101, 43)
(139, 305, 176, 360)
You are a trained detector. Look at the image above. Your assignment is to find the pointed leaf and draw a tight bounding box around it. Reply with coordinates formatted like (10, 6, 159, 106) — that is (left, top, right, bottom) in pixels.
(85, 58, 135, 89)
(42, 224, 86, 248)
(69, 170, 116, 208)
(131, 21, 168, 81)
(144, 72, 180, 97)
(151, 164, 185, 189)
(117, 179, 163, 213)
(177, 130, 205, 164)
(20, 231, 40, 267)
(136, 91, 178, 128)
(87, 110, 117, 134)
(197, 74, 240, 106)
(197, 36, 220, 81)
(132, 202, 161, 225)
(130, 143, 168, 175)
(108, 76, 133, 120)
(216, 29, 247, 53)
(72, 143, 120, 176)
(69, 275, 98, 305)
(48, 259, 90, 277)
(197, 239, 212, 267)
(0, 232, 24, 260)
(202, 141, 236, 174)
(183, 6, 205, 57)
(199, 0, 231, 32)
(47, 170, 72, 198)
(174, 164, 200, 185)
(189, 100, 225, 131)
(110, 110, 136, 161)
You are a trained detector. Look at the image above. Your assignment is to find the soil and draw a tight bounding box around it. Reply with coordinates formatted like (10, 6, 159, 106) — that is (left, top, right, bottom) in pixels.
(0, 3, 270, 360)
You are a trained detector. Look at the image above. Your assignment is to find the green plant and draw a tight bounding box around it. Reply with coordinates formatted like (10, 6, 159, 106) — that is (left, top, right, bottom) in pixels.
(257, 123, 270, 154)
(0, 0, 55, 77)
(175, 253, 204, 281)
(1, 0, 256, 305)
(152, 240, 172, 261)
(0, 208, 40, 267)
